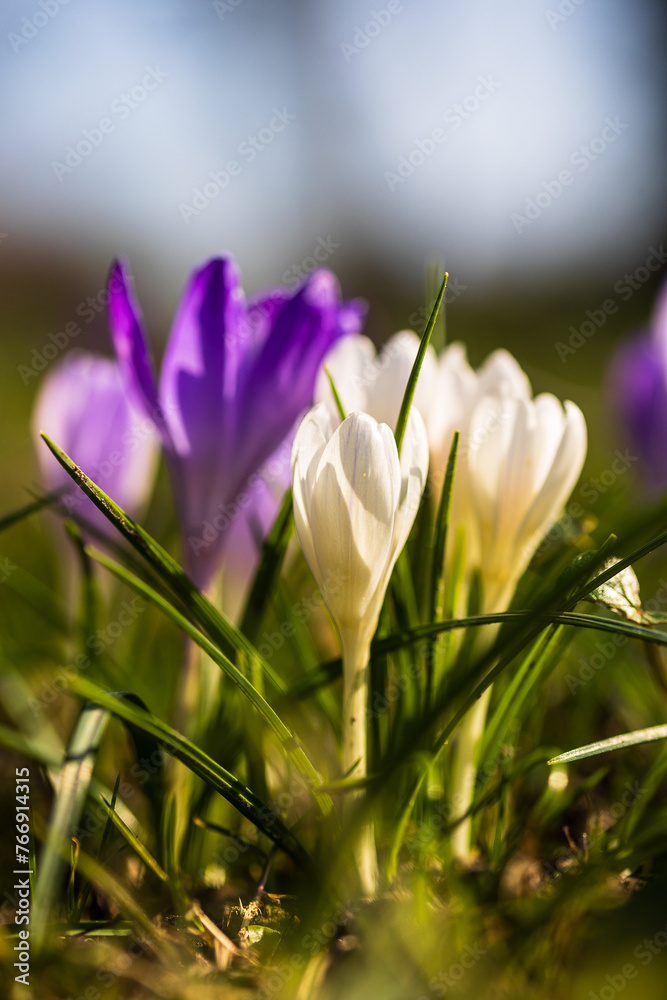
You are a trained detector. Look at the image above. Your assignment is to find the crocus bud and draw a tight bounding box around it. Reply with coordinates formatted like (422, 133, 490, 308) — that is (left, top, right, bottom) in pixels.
(292, 404, 429, 666)
(315, 330, 437, 432)
(292, 402, 429, 892)
(32, 351, 158, 533)
(467, 392, 587, 613)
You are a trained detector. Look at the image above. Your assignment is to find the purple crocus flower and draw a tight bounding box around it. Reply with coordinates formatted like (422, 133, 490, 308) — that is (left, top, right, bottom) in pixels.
(32, 351, 159, 532)
(107, 255, 365, 587)
(608, 281, 667, 495)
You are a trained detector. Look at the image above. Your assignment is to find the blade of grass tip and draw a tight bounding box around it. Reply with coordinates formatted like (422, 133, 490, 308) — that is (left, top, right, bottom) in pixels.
(386, 762, 430, 883)
(394, 272, 448, 455)
(548, 725, 667, 766)
(239, 487, 294, 645)
(562, 526, 667, 610)
(67, 839, 80, 917)
(99, 794, 169, 884)
(39, 432, 287, 695)
(425, 258, 447, 354)
(161, 795, 191, 913)
(33, 702, 112, 947)
(65, 518, 100, 652)
(425, 431, 459, 711)
(324, 366, 347, 422)
(68, 676, 313, 874)
(63, 847, 179, 962)
(86, 544, 331, 816)
(0, 487, 67, 533)
(193, 816, 268, 860)
(72, 774, 121, 924)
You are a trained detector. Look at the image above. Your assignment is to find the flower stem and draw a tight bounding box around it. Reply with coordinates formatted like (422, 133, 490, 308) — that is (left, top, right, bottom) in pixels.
(341, 629, 378, 895)
(449, 686, 491, 862)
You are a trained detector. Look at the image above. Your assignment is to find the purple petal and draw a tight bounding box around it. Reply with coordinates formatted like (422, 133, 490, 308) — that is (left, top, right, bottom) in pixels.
(32, 351, 158, 534)
(607, 330, 667, 494)
(107, 259, 163, 433)
(234, 270, 366, 484)
(219, 445, 292, 622)
(158, 257, 248, 582)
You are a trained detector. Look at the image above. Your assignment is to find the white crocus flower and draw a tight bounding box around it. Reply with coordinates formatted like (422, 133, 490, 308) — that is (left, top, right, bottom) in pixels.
(317, 331, 588, 862)
(315, 330, 437, 432)
(467, 392, 587, 613)
(292, 402, 429, 891)
(448, 388, 586, 862)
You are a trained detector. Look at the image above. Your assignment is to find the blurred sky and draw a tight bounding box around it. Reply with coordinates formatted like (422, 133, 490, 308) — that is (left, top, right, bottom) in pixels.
(0, 0, 666, 315)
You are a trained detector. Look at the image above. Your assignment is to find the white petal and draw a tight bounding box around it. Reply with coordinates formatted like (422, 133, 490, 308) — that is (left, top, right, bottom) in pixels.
(531, 393, 567, 489)
(427, 342, 477, 473)
(314, 335, 376, 422)
(518, 400, 587, 547)
(393, 406, 430, 557)
(309, 413, 398, 631)
(477, 349, 532, 399)
(366, 330, 437, 431)
(291, 403, 332, 582)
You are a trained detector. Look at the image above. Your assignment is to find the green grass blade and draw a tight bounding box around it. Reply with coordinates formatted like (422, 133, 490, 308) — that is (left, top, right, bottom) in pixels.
(86, 544, 331, 815)
(394, 272, 448, 454)
(425, 431, 459, 708)
(0, 488, 65, 533)
(39, 432, 286, 693)
(291, 606, 667, 700)
(238, 487, 294, 643)
(99, 795, 169, 883)
(323, 365, 347, 421)
(33, 702, 112, 946)
(548, 725, 667, 765)
(67, 676, 313, 873)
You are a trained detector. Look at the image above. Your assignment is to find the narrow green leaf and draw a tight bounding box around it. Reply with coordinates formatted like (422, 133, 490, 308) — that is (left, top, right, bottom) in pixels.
(86, 544, 331, 815)
(394, 272, 448, 455)
(323, 365, 347, 422)
(33, 702, 112, 946)
(0, 488, 66, 533)
(99, 795, 169, 882)
(239, 487, 294, 643)
(67, 676, 313, 873)
(426, 431, 459, 709)
(71, 774, 121, 924)
(39, 432, 286, 693)
(548, 725, 667, 765)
